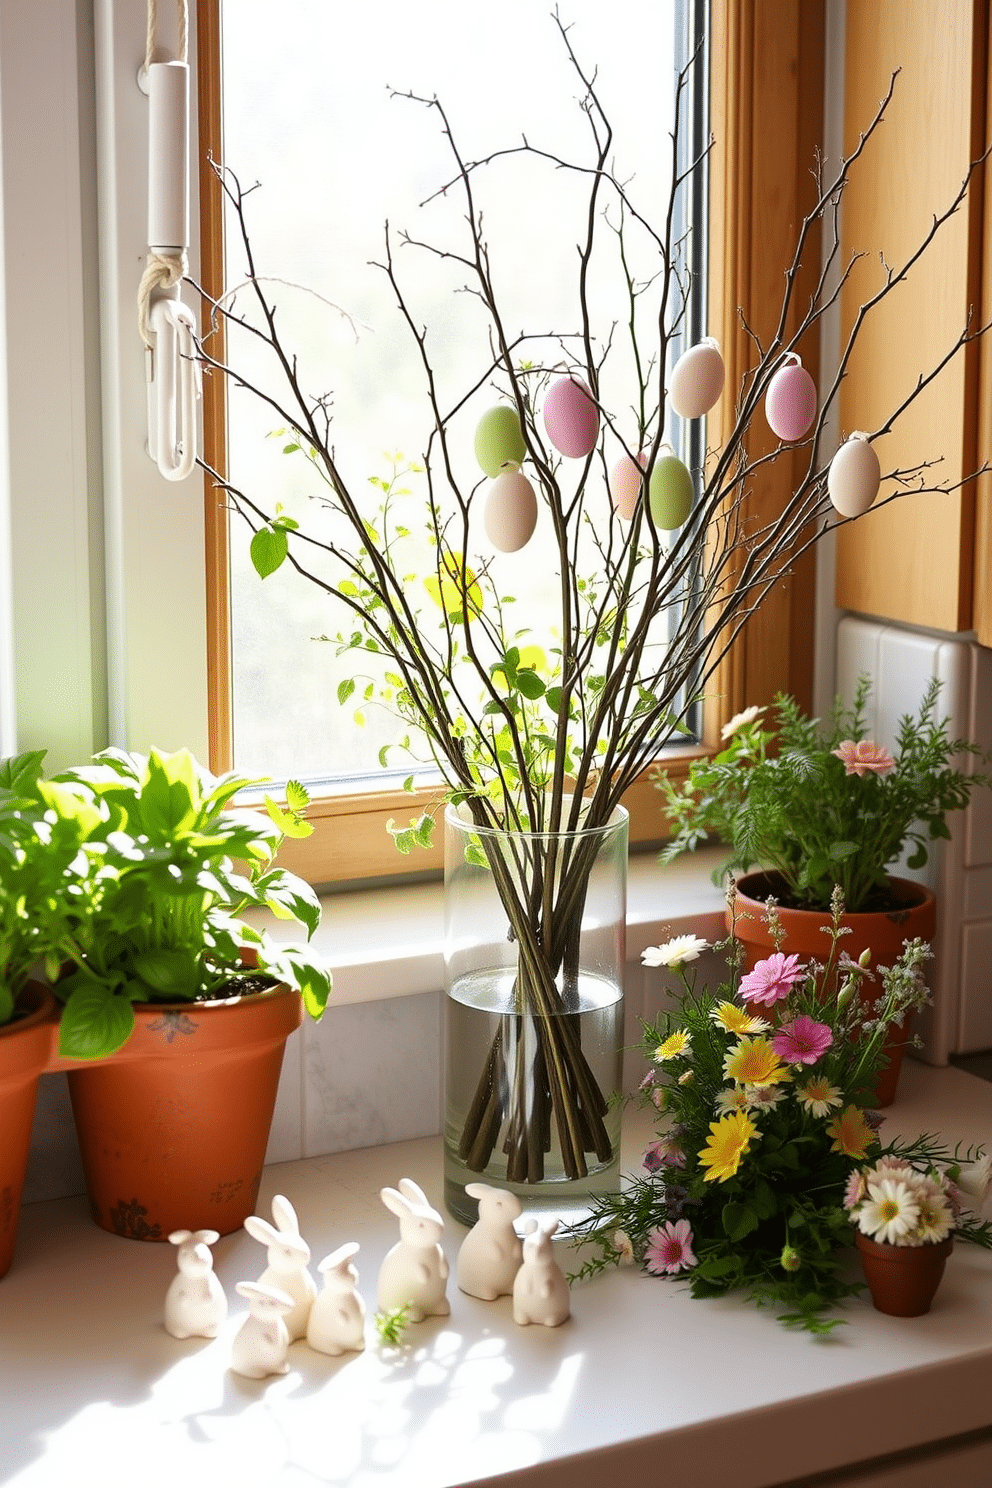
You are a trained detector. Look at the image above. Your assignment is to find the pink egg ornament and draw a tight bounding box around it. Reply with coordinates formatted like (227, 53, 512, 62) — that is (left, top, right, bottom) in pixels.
(543, 376, 599, 459)
(828, 432, 881, 519)
(668, 338, 725, 419)
(484, 468, 538, 553)
(609, 450, 648, 521)
(765, 355, 817, 442)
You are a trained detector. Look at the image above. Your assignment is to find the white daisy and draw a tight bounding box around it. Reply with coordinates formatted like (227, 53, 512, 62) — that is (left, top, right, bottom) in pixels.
(906, 1194, 954, 1246)
(857, 1178, 920, 1245)
(720, 705, 765, 740)
(642, 934, 709, 969)
(746, 1085, 787, 1112)
(714, 1087, 751, 1114)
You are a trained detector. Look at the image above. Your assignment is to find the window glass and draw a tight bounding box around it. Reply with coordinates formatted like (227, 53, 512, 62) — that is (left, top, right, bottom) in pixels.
(219, 1, 686, 787)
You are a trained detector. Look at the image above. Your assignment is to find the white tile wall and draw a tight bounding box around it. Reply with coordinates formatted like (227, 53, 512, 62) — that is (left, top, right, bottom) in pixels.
(836, 615, 992, 1061)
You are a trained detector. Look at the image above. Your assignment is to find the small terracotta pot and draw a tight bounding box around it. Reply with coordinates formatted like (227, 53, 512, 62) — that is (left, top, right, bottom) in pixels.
(855, 1231, 953, 1316)
(61, 983, 302, 1241)
(0, 983, 59, 1278)
(728, 872, 937, 1107)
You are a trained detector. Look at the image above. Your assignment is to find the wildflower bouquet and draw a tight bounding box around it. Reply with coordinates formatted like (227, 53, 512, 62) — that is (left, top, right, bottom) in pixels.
(656, 677, 991, 913)
(573, 908, 992, 1332)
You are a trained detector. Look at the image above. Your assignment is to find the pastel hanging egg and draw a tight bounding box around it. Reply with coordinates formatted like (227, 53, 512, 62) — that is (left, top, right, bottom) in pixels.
(765, 355, 817, 442)
(484, 469, 538, 552)
(609, 450, 648, 520)
(649, 453, 693, 530)
(828, 432, 880, 518)
(669, 338, 725, 419)
(474, 405, 527, 479)
(543, 375, 599, 458)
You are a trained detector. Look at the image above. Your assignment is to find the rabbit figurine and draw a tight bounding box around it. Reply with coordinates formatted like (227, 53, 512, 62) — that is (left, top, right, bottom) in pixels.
(512, 1219, 571, 1327)
(230, 1281, 295, 1378)
(164, 1227, 228, 1339)
(377, 1177, 450, 1322)
(243, 1195, 317, 1341)
(456, 1183, 523, 1300)
(306, 1241, 366, 1356)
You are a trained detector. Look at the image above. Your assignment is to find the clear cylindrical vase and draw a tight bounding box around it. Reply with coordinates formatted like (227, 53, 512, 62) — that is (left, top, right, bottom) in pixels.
(443, 802, 627, 1227)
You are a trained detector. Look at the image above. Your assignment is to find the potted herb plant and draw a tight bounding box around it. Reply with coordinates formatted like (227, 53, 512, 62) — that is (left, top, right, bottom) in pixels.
(573, 919, 992, 1333)
(192, 23, 989, 1219)
(21, 745, 331, 1240)
(0, 751, 92, 1277)
(657, 678, 990, 1102)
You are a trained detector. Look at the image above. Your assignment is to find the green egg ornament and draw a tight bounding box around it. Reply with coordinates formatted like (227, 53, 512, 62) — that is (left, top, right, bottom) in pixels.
(649, 453, 693, 530)
(474, 405, 527, 479)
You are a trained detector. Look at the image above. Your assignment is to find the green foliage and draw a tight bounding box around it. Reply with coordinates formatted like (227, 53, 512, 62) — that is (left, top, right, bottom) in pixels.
(373, 1302, 412, 1348)
(1, 747, 331, 1057)
(657, 678, 992, 912)
(570, 924, 975, 1333)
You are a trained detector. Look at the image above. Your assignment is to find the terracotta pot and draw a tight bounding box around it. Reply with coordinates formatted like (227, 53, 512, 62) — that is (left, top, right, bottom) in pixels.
(61, 983, 302, 1241)
(0, 983, 59, 1278)
(728, 872, 937, 1107)
(855, 1231, 953, 1316)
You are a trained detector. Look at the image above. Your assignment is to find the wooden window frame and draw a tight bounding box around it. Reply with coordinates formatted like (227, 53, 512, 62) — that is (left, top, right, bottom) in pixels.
(196, 0, 824, 886)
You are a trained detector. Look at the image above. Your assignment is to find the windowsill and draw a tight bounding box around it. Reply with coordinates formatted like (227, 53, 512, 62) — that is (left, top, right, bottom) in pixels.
(4, 1060, 992, 1487)
(251, 844, 731, 1006)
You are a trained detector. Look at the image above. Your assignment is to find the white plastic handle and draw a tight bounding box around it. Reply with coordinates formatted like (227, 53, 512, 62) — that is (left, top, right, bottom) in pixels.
(148, 296, 199, 481)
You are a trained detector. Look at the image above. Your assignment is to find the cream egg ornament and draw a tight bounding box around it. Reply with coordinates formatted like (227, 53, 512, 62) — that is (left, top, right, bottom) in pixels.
(649, 449, 694, 531)
(668, 337, 725, 419)
(765, 353, 817, 442)
(828, 432, 881, 517)
(484, 467, 538, 552)
(543, 374, 599, 458)
(474, 405, 527, 479)
(609, 450, 647, 521)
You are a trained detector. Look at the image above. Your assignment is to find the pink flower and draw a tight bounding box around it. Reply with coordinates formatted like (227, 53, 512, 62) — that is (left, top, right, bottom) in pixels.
(739, 952, 805, 1007)
(644, 1138, 686, 1173)
(843, 1170, 867, 1209)
(772, 1015, 834, 1065)
(832, 739, 896, 777)
(644, 1219, 697, 1275)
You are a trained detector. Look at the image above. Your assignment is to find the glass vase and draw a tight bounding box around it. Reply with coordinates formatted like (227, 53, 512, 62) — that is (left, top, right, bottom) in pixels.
(443, 802, 627, 1227)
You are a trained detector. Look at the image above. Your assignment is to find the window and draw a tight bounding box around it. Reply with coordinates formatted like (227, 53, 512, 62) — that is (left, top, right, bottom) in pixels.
(0, 2, 822, 888)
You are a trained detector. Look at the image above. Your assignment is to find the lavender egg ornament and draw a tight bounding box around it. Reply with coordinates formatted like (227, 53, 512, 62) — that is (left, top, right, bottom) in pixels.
(543, 375, 599, 458)
(669, 338, 725, 419)
(765, 354, 817, 442)
(828, 432, 880, 518)
(649, 452, 693, 531)
(609, 450, 648, 521)
(475, 405, 527, 479)
(484, 469, 538, 553)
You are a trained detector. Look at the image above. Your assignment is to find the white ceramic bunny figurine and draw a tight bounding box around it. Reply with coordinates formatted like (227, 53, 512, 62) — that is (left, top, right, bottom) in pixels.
(456, 1183, 523, 1300)
(512, 1218, 571, 1327)
(243, 1194, 317, 1341)
(164, 1227, 228, 1339)
(377, 1177, 450, 1322)
(306, 1241, 366, 1356)
(230, 1281, 295, 1378)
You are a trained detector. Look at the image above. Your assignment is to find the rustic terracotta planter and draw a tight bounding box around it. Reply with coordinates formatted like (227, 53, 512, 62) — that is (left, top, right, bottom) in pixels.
(855, 1231, 953, 1316)
(0, 983, 59, 1278)
(60, 983, 302, 1241)
(728, 872, 937, 1107)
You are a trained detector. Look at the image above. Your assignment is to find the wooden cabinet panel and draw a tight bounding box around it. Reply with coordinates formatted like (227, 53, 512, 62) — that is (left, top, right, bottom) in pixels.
(837, 0, 986, 632)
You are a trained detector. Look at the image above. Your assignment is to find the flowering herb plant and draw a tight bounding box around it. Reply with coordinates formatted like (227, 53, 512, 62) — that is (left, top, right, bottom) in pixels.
(572, 902, 992, 1333)
(656, 677, 991, 914)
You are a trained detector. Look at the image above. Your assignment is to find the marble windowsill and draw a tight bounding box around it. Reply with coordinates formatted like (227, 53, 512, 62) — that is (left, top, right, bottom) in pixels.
(3, 1060, 992, 1488)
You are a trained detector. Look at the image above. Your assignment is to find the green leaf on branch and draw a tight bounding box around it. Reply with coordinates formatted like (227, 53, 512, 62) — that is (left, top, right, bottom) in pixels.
(337, 677, 356, 706)
(250, 525, 288, 579)
(722, 1202, 759, 1242)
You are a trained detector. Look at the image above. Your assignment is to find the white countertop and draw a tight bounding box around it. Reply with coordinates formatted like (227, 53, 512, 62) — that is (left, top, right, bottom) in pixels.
(3, 1059, 992, 1488)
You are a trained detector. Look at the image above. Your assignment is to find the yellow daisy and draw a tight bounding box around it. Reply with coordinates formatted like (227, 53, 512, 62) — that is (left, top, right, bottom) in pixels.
(698, 1110, 759, 1183)
(825, 1104, 878, 1160)
(723, 1036, 791, 1088)
(654, 1029, 692, 1063)
(710, 1001, 770, 1036)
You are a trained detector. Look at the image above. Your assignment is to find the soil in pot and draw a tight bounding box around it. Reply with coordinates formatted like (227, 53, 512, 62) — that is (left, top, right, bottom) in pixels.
(728, 872, 937, 1107)
(0, 983, 58, 1278)
(59, 982, 302, 1241)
